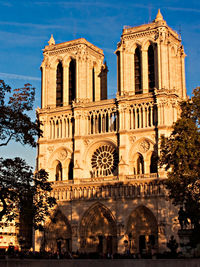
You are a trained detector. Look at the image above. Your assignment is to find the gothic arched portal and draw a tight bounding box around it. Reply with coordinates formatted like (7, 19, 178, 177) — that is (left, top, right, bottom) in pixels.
(126, 206, 158, 254)
(79, 203, 117, 254)
(43, 210, 72, 254)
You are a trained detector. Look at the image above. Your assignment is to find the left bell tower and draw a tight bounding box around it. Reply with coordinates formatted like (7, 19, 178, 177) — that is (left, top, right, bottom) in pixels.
(40, 36, 108, 109)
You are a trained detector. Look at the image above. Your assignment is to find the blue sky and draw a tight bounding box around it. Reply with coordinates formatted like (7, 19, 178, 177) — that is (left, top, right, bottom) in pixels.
(0, 0, 200, 167)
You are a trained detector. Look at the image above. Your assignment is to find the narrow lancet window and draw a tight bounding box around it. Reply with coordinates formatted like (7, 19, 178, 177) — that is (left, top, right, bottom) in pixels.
(117, 51, 121, 95)
(69, 59, 76, 105)
(56, 62, 63, 107)
(68, 160, 73, 180)
(41, 67, 43, 108)
(92, 67, 95, 102)
(148, 45, 155, 92)
(56, 162, 62, 181)
(137, 154, 144, 174)
(134, 47, 142, 94)
(150, 152, 158, 173)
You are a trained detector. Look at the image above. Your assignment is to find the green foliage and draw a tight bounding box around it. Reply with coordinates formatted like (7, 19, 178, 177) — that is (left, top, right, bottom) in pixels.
(160, 87, 200, 228)
(0, 80, 41, 147)
(0, 80, 56, 231)
(0, 158, 56, 230)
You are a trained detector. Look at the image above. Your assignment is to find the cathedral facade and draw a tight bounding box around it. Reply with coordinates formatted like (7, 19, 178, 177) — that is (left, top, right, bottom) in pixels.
(35, 10, 187, 255)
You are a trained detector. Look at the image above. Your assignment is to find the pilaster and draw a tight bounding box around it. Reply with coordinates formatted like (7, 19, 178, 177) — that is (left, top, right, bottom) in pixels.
(141, 49, 148, 93)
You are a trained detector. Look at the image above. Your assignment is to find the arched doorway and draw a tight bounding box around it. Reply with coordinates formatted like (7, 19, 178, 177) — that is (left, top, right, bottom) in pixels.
(79, 203, 117, 255)
(43, 210, 72, 254)
(126, 206, 158, 255)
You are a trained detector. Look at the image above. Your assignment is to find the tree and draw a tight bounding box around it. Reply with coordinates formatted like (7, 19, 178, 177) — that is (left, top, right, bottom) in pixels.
(160, 87, 200, 234)
(0, 79, 41, 147)
(0, 80, 56, 247)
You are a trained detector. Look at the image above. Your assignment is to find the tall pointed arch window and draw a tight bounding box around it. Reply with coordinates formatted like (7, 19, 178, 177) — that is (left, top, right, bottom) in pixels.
(92, 67, 95, 102)
(68, 160, 73, 180)
(148, 45, 155, 92)
(150, 152, 158, 173)
(137, 154, 144, 174)
(56, 62, 63, 107)
(69, 59, 76, 105)
(134, 47, 142, 94)
(56, 162, 62, 181)
(40, 67, 43, 108)
(116, 51, 121, 95)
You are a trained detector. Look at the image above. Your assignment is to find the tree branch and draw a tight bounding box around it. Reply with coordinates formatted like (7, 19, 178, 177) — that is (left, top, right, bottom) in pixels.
(0, 133, 13, 147)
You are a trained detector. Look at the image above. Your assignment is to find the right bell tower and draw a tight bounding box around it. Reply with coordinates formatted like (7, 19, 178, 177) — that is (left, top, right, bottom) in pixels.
(115, 9, 187, 100)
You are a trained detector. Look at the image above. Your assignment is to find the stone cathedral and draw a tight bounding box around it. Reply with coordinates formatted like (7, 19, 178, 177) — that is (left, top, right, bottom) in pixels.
(35, 10, 187, 255)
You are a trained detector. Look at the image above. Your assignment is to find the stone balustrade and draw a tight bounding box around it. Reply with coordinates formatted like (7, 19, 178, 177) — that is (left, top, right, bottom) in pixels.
(39, 97, 158, 140)
(51, 177, 165, 202)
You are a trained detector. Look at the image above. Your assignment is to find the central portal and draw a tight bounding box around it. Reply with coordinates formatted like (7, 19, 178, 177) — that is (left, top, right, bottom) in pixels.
(80, 203, 117, 255)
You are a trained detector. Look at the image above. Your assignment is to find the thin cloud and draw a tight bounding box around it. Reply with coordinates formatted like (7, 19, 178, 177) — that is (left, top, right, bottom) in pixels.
(0, 30, 45, 46)
(0, 1, 12, 7)
(102, 48, 115, 54)
(0, 72, 40, 81)
(35, 1, 149, 10)
(0, 21, 66, 30)
(166, 7, 200, 13)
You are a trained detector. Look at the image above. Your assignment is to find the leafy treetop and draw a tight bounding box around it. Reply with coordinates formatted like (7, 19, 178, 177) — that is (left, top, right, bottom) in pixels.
(0, 80, 41, 147)
(160, 87, 200, 228)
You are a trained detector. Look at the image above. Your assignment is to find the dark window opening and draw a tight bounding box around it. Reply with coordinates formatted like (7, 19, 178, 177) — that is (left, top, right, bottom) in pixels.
(150, 153, 158, 173)
(117, 51, 121, 95)
(69, 59, 76, 105)
(135, 47, 142, 94)
(68, 160, 73, 180)
(56, 62, 63, 107)
(56, 162, 62, 181)
(92, 67, 95, 102)
(148, 45, 155, 92)
(41, 67, 43, 108)
(137, 154, 144, 174)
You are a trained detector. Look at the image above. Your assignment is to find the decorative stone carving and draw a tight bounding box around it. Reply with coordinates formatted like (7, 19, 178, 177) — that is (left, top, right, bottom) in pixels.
(129, 135, 136, 143)
(91, 145, 118, 177)
(47, 146, 54, 152)
(84, 139, 90, 146)
(48, 34, 55, 46)
(58, 150, 68, 161)
(139, 140, 150, 153)
(71, 224, 78, 237)
(158, 222, 166, 235)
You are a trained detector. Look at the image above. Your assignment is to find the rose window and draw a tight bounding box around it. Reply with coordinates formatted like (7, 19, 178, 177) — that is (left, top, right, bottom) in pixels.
(91, 145, 118, 177)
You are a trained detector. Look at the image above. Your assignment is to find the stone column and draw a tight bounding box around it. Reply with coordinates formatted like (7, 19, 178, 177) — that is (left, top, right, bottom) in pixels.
(131, 52, 135, 95)
(157, 42, 162, 89)
(141, 49, 148, 93)
(49, 66, 57, 107)
(63, 62, 69, 106)
(181, 53, 186, 99)
(95, 66, 101, 101)
(41, 65, 46, 108)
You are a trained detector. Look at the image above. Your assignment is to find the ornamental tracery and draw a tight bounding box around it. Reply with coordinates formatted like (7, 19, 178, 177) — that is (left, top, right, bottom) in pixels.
(91, 145, 118, 177)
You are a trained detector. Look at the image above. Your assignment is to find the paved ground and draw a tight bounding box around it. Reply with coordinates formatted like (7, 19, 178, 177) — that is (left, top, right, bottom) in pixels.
(0, 259, 200, 267)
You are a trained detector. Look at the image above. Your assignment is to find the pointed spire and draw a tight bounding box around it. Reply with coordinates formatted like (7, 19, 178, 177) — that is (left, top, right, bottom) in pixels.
(48, 34, 55, 46)
(155, 9, 164, 22)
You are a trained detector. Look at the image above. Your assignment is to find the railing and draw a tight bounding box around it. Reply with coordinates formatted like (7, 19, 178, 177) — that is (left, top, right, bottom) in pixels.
(42, 98, 157, 139)
(51, 179, 165, 201)
(49, 114, 73, 139)
(127, 102, 156, 130)
(78, 176, 119, 183)
(127, 173, 158, 180)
